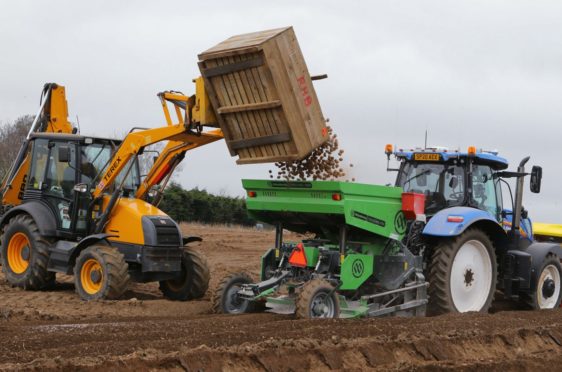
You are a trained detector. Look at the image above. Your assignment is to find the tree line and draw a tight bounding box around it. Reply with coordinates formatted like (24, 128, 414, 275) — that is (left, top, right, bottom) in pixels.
(159, 183, 255, 226)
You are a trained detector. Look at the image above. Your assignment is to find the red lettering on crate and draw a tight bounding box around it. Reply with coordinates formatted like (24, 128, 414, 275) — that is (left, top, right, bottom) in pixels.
(296, 75, 312, 107)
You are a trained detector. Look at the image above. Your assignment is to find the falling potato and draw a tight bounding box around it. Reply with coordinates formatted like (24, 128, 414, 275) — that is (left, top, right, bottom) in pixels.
(268, 126, 355, 182)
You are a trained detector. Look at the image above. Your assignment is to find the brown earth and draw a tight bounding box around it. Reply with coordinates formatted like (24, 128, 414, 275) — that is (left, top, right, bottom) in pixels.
(1, 223, 562, 371)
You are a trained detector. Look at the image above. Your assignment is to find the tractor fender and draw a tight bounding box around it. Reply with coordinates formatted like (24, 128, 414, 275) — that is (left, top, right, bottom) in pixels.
(69, 233, 117, 265)
(48, 233, 117, 274)
(522, 242, 562, 289)
(0, 201, 57, 237)
(423, 206, 503, 238)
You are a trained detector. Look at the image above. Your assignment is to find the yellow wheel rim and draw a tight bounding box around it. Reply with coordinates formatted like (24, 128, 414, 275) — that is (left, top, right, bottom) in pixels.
(80, 258, 103, 295)
(7, 232, 31, 274)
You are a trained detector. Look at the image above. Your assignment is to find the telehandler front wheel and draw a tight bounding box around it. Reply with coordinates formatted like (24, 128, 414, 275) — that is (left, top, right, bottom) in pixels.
(296, 279, 340, 319)
(159, 248, 210, 301)
(0, 214, 55, 290)
(523, 255, 562, 310)
(427, 228, 497, 315)
(74, 245, 130, 301)
(212, 272, 261, 314)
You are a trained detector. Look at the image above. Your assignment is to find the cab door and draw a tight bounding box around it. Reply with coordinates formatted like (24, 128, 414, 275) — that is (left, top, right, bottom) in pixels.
(27, 139, 78, 234)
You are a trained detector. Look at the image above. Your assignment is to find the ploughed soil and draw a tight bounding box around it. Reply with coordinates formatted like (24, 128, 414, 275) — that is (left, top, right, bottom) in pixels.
(1, 223, 562, 371)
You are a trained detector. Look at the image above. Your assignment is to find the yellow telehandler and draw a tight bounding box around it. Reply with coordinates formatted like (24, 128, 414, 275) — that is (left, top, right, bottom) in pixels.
(0, 82, 224, 300)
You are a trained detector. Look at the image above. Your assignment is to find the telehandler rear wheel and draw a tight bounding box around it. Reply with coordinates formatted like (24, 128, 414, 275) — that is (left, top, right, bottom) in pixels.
(212, 272, 258, 314)
(0, 214, 55, 290)
(159, 248, 210, 301)
(522, 255, 562, 309)
(74, 245, 130, 300)
(296, 279, 340, 319)
(428, 228, 497, 315)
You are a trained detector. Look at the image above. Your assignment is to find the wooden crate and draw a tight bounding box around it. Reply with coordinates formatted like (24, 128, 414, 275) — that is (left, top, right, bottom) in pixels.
(198, 27, 328, 165)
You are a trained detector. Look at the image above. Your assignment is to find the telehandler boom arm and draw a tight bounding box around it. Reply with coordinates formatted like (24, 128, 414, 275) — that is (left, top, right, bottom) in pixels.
(92, 124, 223, 198)
(134, 88, 222, 202)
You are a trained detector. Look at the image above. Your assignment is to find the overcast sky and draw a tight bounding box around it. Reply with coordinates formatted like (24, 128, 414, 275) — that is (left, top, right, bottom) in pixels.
(1, 1, 562, 221)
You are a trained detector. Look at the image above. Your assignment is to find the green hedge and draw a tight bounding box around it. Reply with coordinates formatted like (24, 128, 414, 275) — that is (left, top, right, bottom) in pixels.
(159, 183, 255, 226)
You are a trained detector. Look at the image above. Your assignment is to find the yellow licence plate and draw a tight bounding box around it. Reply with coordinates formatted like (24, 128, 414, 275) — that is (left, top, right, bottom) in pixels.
(414, 153, 440, 161)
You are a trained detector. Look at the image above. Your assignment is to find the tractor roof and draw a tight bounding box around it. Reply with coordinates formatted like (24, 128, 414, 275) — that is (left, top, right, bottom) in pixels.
(394, 148, 509, 170)
(30, 132, 122, 144)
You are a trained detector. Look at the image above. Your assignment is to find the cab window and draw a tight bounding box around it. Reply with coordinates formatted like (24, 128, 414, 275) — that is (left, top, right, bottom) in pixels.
(80, 142, 140, 193)
(398, 162, 465, 214)
(471, 165, 501, 220)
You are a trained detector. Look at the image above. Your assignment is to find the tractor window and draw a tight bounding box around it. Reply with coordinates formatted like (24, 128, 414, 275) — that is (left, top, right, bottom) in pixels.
(80, 144, 111, 186)
(80, 143, 140, 193)
(471, 165, 500, 220)
(397, 162, 465, 214)
(28, 139, 49, 190)
(45, 142, 77, 199)
(115, 157, 140, 193)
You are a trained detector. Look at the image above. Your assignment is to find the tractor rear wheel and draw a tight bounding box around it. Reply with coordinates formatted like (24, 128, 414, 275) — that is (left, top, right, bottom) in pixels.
(159, 248, 210, 301)
(74, 245, 130, 300)
(522, 255, 562, 309)
(212, 272, 257, 314)
(427, 228, 497, 315)
(296, 279, 340, 319)
(0, 214, 55, 290)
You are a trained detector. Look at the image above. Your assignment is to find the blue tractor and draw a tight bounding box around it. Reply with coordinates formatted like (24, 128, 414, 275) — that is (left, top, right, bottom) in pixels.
(387, 145, 562, 314)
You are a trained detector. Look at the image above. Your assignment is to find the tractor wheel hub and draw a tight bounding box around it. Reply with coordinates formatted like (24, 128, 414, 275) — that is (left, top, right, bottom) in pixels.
(90, 269, 102, 284)
(464, 268, 474, 287)
(20, 245, 30, 261)
(542, 278, 555, 298)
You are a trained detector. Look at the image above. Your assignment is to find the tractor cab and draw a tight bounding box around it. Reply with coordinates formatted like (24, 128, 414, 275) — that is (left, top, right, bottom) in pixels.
(390, 146, 508, 220)
(24, 132, 140, 238)
(386, 145, 542, 244)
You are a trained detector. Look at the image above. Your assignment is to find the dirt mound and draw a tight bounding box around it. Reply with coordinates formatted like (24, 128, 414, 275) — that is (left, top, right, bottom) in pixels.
(1, 223, 561, 371)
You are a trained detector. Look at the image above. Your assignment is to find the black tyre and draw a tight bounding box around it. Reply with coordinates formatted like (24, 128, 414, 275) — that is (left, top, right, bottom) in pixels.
(522, 255, 562, 310)
(0, 214, 55, 290)
(427, 228, 497, 315)
(159, 248, 210, 301)
(212, 272, 257, 314)
(296, 279, 340, 319)
(74, 245, 130, 300)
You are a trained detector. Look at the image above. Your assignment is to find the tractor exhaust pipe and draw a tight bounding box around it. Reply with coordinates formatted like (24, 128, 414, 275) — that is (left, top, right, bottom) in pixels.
(511, 156, 530, 245)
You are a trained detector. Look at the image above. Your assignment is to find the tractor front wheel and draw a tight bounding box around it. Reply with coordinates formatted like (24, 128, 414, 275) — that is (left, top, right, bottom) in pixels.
(0, 214, 55, 290)
(428, 228, 497, 315)
(159, 248, 210, 301)
(296, 279, 340, 319)
(74, 245, 130, 300)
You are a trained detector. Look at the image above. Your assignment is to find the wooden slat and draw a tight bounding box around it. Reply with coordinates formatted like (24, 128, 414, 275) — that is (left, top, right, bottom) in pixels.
(217, 100, 281, 114)
(197, 60, 236, 156)
(230, 133, 291, 150)
(200, 56, 263, 78)
(231, 54, 274, 157)
(209, 58, 252, 158)
(220, 56, 262, 158)
(237, 53, 281, 157)
(227, 55, 267, 157)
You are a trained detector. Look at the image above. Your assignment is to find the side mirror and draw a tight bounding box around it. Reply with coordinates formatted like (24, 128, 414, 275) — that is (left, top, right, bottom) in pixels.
(58, 146, 70, 163)
(530, 166, 542, 193)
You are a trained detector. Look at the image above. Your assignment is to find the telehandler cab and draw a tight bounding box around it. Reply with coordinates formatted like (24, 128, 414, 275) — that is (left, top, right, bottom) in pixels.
(0, 83, 223, 300)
